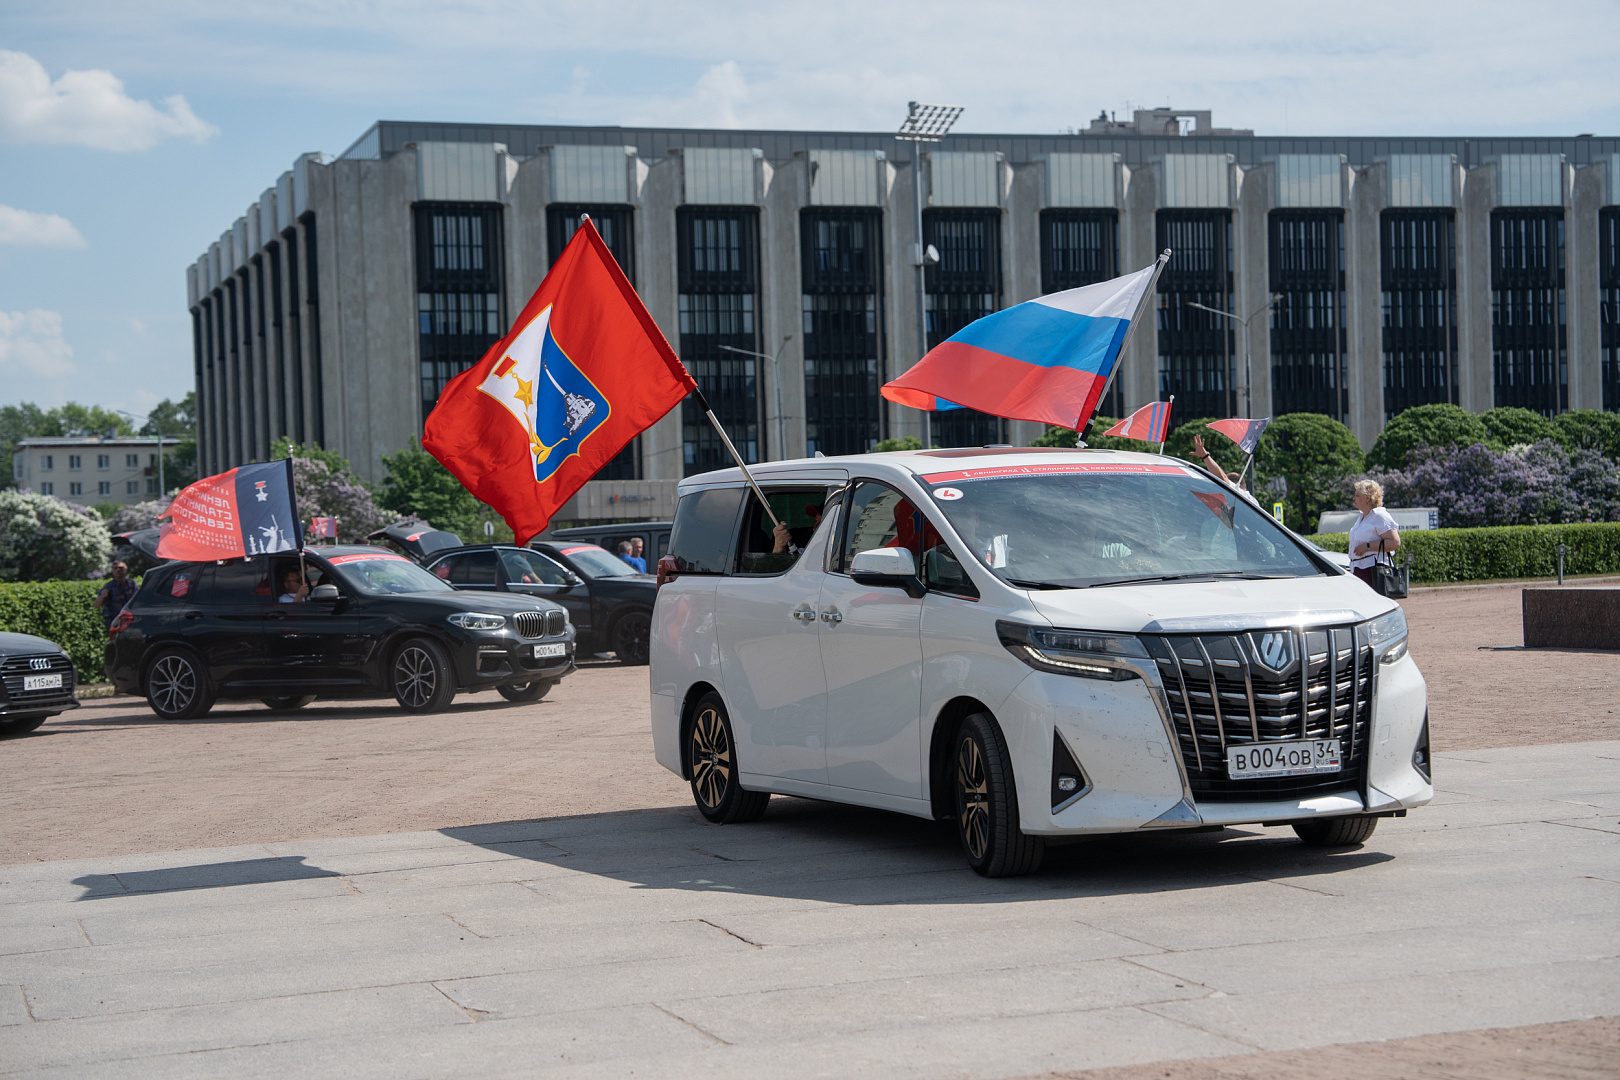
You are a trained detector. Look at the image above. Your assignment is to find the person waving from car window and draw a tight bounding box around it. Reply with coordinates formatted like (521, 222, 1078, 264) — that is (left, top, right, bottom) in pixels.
(278, 568, 309, 604)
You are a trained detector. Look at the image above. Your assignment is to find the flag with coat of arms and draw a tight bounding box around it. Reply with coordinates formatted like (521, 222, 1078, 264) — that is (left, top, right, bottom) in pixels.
(424, 219, 697, 543)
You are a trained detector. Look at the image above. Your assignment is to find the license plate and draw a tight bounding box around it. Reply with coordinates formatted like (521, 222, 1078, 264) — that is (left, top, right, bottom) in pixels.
(530, 643, 567, 660)
(23, 673, 63, 691)
(1227, 738, 1341, 779)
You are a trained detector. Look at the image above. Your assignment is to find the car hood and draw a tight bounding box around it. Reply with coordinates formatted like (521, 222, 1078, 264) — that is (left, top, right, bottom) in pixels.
(0, 631, 69, 656)
(586, 575, 657, 597)
(381, 591, 564, 614)
(1022, 574, 1394, 634)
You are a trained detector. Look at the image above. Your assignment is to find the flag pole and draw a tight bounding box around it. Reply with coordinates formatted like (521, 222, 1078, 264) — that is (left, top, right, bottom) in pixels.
(1078, 248, 1171, 445)
(1158, 395, 1174, 455)
(692, 387, 784, 531)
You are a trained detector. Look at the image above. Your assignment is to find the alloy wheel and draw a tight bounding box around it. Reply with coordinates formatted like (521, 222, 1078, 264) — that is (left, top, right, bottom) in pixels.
(150, 655, 196, 716)
(956, 735, 990, 862)
(394, 646, 437, 710)
(690, 706, 732, 810)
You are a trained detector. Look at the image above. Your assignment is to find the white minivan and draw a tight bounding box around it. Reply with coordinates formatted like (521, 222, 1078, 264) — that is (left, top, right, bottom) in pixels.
(649, 448, 1430, 876)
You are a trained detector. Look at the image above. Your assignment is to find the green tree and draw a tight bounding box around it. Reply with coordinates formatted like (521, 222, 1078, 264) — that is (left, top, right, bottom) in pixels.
(1479, 406, 1557, 449)
(142, 393, 199, 491)
(1367, 403, 1492, 469)
(378, 443, 513, 543)
(871, 436, 923, 453)
(1031, 418, 1139, 452)
(1163, 417, 1246, 476)
(1551, 409, 1620, 461)
(270, 437, 351, 473)
(1255, 413, 1366, 531)
(0, 491, 113, 581)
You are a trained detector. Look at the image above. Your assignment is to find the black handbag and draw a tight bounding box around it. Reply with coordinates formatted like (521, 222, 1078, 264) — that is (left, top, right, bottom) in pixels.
(1372, 542, 1409, 599)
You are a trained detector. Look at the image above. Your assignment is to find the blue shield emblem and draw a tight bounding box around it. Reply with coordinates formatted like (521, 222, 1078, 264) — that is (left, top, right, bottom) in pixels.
(479, 305, 611, 484)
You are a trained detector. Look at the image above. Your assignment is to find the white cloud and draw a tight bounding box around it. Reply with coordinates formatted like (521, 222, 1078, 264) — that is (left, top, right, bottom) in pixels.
(0, 204, 86, 249)
(0, 49, 217, 152)
(0, 310, 76, 380)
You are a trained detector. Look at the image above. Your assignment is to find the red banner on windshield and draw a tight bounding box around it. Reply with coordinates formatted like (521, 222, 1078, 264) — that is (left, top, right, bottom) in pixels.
(922, 462, 1189, 485)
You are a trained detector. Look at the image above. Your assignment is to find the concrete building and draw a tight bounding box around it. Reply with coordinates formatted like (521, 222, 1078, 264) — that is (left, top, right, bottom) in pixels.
(187, 111, 1620, 516)
(12, 436, 180, 506)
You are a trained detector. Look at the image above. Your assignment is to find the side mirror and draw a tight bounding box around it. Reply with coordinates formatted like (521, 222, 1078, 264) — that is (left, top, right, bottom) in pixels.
(849, 547, 925, 599)
(309, 583, 341, 603)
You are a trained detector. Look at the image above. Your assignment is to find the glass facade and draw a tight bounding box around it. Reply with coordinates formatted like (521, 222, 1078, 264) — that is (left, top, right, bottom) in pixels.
(1040, 209, 1122, 417)
(1269, 210, 1347, 419)
(1156, 211, 1235, 419)
(1601, 207, 1619, 411)
(678, 207, 761, 475)
(1490, 208, 1566, 415)
(925, 209, 1004, 446)
(802, 208, 885, 456)
(413, 203, 506, 426)
(1380, 210, 1458, 419)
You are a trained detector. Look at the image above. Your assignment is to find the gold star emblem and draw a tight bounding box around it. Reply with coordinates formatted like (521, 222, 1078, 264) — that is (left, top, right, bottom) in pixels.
(512, 373, 535, 411)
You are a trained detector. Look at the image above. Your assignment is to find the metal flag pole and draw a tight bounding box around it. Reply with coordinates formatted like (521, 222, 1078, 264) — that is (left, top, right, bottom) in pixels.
(1158, 395, 1174, 455)
(692, 387, 783, 531)
(1078, 249, 1171, 445)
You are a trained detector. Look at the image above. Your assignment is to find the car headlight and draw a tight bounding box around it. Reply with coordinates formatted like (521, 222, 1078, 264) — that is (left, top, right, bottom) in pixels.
(448, 612, 506, 631)
(997, 621, 1147, 680)
(1366, 607, 1409, 664)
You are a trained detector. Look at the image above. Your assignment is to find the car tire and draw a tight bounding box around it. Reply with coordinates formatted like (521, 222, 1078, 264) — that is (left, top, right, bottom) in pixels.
(1292, 814, 1379, 847)
(954, 712, 1044, 877)
(497, 679, 553, 703)
(0, 716, 48, 739)
(612, 610, 652, 666)
(688, 692, 768, 824)
(144, 648, 215, 721)
(391, 637, 457, 713)
(260, 695, 317, 711)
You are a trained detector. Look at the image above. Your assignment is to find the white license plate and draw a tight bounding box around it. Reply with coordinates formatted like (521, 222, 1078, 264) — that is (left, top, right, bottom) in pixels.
(1226, 738, 1342, 779)
(23, 673, 63, 691)
(530, 643, 567, 660)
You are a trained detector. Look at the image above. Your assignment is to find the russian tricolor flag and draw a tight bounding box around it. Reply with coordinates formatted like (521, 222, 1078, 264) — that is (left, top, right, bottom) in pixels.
(882, 261, 1160, 430)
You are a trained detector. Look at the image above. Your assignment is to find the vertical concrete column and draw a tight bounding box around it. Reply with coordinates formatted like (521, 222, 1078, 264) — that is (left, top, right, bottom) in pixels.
(1006, 160, 1043, 446)
(307, 163, 343, 467)
(1120, 163, 1160, 411)
(1568, 163, 1604, 409)
(507, 152, 549, 316)
(248, 257, 273, 459)
(273, 240, 297, 445)
(639, 155, 683, 480)
(1347, 164, 1389, 446)
(762, 156, 806, 460)
(1236, 163, 1273, 420)
(220, 279, 239, 466)
(1458, 163, 1496, 411)
(884, 151, 924, 445)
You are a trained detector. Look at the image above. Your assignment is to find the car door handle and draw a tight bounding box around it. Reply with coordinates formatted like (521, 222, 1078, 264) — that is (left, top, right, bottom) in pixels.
(819, 608, 843, 624)
(791, 607, 818, 623)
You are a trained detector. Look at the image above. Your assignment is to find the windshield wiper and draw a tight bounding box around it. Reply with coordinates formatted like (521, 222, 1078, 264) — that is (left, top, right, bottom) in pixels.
(1004, 577, 1069, 590)
(1090, 570, 1298, 588)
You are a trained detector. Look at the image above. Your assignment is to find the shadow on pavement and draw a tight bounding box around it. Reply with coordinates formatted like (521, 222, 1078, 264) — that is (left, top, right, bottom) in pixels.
(43, 696, 531, 730)
(72, 856, 339, 900)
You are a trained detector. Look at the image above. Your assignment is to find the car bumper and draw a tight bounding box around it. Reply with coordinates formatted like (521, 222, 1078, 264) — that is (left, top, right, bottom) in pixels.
(452, 630, 578, 688)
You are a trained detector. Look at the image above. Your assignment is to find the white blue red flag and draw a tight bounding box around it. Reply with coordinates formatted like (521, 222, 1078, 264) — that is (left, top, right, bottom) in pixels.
(1208, 416, 1272, 456)
(1102, 399, 1174, 444)
(881, 261, 1159, 430)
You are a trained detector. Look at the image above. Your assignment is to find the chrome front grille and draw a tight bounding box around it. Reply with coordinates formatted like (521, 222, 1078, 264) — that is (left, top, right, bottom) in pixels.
(0, 653, 77, 708)
(513, 610, 566, 639)
(1143, 625, 1373, 802)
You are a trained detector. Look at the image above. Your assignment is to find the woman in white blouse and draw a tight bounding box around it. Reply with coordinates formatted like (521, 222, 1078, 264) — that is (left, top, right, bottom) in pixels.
(1348, 479, 1401, 589)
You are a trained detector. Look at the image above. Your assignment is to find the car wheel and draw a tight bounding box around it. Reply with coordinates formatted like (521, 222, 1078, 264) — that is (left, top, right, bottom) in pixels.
(612, 610, 652, 665)
(145, 648, 215, 720)
(0, 716, 47, 739)
(260, 695, 317, 712)
(391, 637, 457, 713)
(954, 713, 1044, 877)
(1292, 814, 1379, 847)
(497, 679, 553, 703)
(688, 692, 768, 824)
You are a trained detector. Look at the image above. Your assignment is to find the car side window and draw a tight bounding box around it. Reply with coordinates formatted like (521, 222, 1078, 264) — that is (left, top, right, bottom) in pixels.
(668, 488, 745, 574)
(734, 486, 830, 576)
(923, 544, 979, 599)
(834, 481, 939, 575)
(504, 549, 571, 586)
(196, 560, 275, 605)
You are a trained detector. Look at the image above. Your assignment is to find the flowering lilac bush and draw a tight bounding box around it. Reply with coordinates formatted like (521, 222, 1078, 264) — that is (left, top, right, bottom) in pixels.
(108, 498, 172, 535)
(0, 491, 113, 581)
(1373, 440, 1620, 527)
(290, 456, 389, 542)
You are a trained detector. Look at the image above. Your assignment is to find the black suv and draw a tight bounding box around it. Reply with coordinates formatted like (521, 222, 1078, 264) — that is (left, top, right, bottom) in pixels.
(0, 632, 80, 737)
(106, 547, 575, 719)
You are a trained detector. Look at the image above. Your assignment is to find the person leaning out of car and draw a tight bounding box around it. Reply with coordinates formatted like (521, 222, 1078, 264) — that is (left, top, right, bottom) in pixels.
(1348, 479, 1401, 589)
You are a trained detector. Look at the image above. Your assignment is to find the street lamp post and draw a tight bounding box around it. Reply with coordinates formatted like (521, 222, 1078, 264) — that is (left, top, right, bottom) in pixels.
(896, 101, 963, 449)
(719, 334, 795, 461)
(1184, 293, 1283, 418)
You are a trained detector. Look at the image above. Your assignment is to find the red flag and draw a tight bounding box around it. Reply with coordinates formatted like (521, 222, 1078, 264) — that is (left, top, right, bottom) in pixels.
(423, 221, 695, 543)
(1101, 399, 1173, 443)
(1207, 417, 1271, 455)
(156, 459, 300, 561)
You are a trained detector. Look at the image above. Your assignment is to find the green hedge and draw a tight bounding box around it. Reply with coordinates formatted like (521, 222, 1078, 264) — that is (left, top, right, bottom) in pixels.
(0, 580, 109, 683)
(1305, 522, 1620, 584)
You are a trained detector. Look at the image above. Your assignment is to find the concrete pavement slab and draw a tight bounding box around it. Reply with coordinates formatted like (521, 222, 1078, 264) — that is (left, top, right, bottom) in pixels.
(0, 985, 26, 1027)
(0, 920, 86, 957)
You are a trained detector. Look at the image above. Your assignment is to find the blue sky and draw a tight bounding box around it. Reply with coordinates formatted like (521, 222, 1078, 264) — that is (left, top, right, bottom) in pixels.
(2, 0, 1617, 421)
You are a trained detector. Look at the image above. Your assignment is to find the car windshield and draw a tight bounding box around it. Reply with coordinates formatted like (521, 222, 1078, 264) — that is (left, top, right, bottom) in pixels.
(556, 545, 637, 578)
(920, 463, 1323, 589)
(324, 553, 455, 595)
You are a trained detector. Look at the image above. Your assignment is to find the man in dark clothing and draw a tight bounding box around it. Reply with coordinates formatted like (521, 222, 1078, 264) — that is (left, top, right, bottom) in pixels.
(95, 560, 137, 629)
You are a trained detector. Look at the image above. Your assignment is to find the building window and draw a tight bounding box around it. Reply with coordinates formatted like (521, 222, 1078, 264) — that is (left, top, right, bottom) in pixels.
(68, 454, 81, 470)
(126, 453, 138, 467)
(97, 453, 110, 469)
(40, 482, 53, 495)
(414, 203, 506, 426)
(42, 455, 52, 470)
(69, 482, 81, 496)
(1269, 210, 1348, 420)
(678, 207, 762, 476)
(146, 478, 158, 494)
(548, 203, 640, 478)
(925, 208, 1004, 446)
(1156, 210, 1235, 420)
(802, 208, 885, 456)
(1601, 207, 1620, 411)
(98, 481, 111, 496)
(127, 480, 138, 495)
(1490, 208, 1566, 415)
(1040, 209, 1121, 416)
(1381, 210, 1458, 419)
